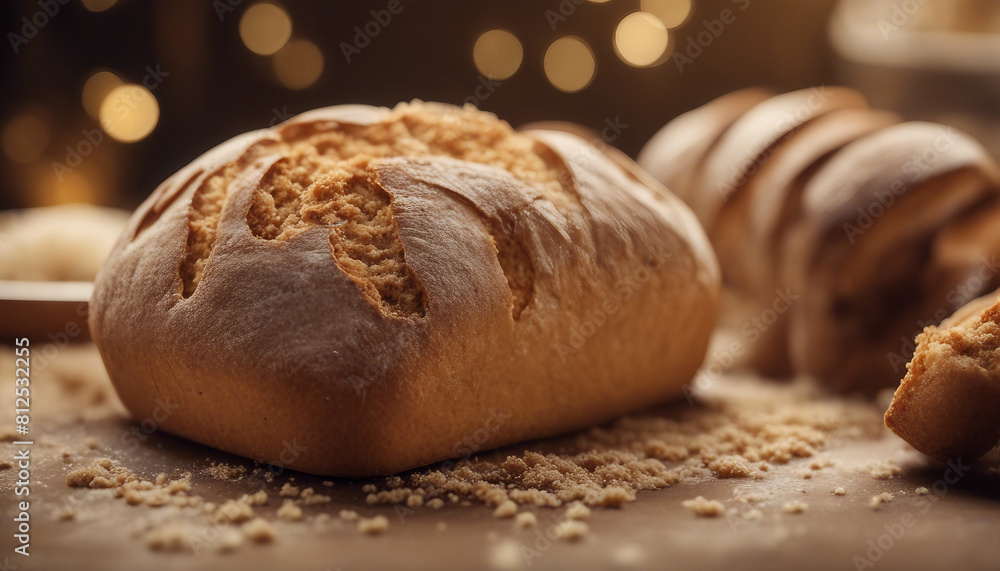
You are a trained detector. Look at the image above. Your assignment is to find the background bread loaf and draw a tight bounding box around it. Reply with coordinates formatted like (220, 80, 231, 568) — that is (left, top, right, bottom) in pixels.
(90, 102, 720, 476)
(640, 87, 1000, 391)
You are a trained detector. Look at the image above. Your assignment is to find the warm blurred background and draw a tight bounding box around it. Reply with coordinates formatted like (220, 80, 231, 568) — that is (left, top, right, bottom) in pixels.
(2, 0, 999, 211)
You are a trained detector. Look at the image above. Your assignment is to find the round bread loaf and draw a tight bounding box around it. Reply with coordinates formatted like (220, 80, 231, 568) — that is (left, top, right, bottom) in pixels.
(89, 102, 720, 476)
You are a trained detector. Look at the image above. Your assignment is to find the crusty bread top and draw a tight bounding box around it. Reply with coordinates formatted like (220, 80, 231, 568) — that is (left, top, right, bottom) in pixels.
(169, 102, 574, 318)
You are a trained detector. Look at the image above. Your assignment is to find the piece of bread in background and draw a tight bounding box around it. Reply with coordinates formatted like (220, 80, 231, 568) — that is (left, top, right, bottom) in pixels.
(640, 87, 1000, 391)
(90, 101, 720, 476)
(0, 205, 130, 282)
(885, 288, 1000, 462)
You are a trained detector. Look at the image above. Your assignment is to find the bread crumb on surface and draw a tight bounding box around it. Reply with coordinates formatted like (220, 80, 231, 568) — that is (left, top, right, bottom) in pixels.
(277, 499, 303, 521)
(682, 496, 725, 517)
(145, 523, 195, 552)
(300, 487, 332, 505)
(215, 499, 254, 524)
(915, 486, 930, 495)
(514, 512, 538, 529)
(84, 436, 99, 449)
(323, 481, 334, 487)
(279, 482, 300, 497)
(240, 490, 268, 506)
(242, 518, 276, 543)
(782, 501, 809, 514)
(66, 458, 137, 489)
(339, 509, 359, 521)
(362, 484, 377, 494)
(426, 498, 445, 510)
(204, 462, 247, 482)
(555, 520, 589, 541)
(358, 515, 389, 535)
(493, 500, 518, 518)
(833, 487, 847, 496)
(867, 461, 901, 480)
(869, 492, 893, 509)
(565, 501, 591, 520)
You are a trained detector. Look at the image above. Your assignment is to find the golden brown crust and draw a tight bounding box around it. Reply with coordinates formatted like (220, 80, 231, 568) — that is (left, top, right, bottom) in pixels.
(90, 102, 720, 476)
(885, 289, 1000, 462)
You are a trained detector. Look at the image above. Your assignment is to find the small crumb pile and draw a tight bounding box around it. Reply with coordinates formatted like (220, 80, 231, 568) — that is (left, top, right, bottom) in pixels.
(67, 459, 197, 508)
(362, 379, 882, 510)
(869, 492, 894, 509)
(682, 496, 726, 517)
(781, 501, 809, 514)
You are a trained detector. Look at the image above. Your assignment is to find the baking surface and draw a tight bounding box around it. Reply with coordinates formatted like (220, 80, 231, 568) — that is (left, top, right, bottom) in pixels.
(2, 340, 999, 571)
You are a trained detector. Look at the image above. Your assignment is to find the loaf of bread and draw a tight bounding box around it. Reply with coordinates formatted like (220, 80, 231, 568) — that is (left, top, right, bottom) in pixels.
(89, 102, 720, 476)
(885, 288, 1000, 462)
(640, 87, 1000, 391)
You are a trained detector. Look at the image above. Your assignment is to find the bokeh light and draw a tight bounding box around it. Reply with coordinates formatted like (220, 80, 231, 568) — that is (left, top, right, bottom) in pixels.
(641, 0, 693, 29)
(239, 2, 293, 56)
(99, 85, 160, 143)
(1, 113, 50, 164)
(614, 12, 671, 67)
(273, 39, 324, 89)
(82, 70, 125, 120)
(81, 0, 118, 13)
(544, 36, 596, 93)
(473, 30, 523, 80)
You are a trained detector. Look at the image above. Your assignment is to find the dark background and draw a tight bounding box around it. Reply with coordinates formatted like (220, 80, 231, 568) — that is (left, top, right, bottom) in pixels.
(0, 0, 846, 210)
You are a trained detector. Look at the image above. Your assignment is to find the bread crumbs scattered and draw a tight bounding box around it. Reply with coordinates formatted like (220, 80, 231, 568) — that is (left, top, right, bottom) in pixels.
(300, 487, 331, 505)
(279, 483, 300, 497)
(555, 520, 589, 541)
(407, 494, 424, 508)
(426, 498, 445, 509)
(240, 490, 268, 506)
(277, 499, 303, 521)
(215, 499, 254, 524)
(869, 493, 893, 509)
(565, 501, 591, 520)
(494, 500, 518, 518)
(742, 508, 763, 520)
(782, 501, 808, 514)
(682, 496, 725, 517)
(204, 462, 247, 482)
(339, 509, 359, 521)
(358, 515, 389, 535)
(915, 487, 930, 495)
(833, 487, 847, 496)
(0, 461, 12, 470)
(66, 458, 137, 489)
(242, 518, 276, 543)
(145, 523, 194, 552)
(323, 481, 334, 487)
(515, 512, 538, 529)
(867, 461, 901, 480)
(360, 381, 880, 510)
